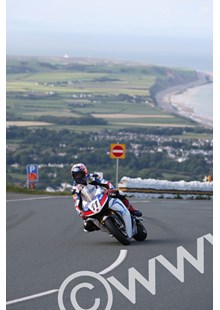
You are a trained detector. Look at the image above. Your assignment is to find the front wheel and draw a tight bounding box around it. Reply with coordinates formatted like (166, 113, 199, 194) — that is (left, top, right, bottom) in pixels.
(104, 216, 130, 245)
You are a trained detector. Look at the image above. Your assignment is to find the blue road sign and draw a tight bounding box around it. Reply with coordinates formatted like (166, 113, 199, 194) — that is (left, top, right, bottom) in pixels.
(27, 164, 39, 182)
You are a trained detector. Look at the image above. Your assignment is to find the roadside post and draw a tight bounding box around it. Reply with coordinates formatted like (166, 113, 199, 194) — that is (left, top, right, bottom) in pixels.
(26, 164, 39, 189)
(110, 144, 126, 188)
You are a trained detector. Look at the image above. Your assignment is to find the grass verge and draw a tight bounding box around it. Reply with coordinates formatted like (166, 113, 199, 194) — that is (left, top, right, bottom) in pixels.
(6, 184, 70, 196)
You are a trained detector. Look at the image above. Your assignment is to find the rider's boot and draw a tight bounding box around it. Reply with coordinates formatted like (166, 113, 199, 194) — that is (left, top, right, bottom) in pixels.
(122, 198, 142, 217)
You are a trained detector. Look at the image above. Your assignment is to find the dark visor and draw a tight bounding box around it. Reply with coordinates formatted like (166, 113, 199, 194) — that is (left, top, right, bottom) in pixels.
(72, 171, 84, 179)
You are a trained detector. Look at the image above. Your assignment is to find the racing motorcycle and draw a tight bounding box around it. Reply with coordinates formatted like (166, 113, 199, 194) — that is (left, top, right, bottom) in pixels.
(80, 184, 147, 245)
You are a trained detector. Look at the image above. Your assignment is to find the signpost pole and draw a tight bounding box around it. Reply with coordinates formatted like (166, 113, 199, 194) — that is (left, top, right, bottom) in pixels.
(116, 158, 119, 189)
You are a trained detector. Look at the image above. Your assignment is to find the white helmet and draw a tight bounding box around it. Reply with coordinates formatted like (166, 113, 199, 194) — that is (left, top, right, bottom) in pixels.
(71, 163, 88, 184)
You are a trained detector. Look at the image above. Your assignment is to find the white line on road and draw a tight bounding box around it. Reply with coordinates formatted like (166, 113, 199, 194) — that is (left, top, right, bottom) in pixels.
(6, 289, 59, 306)
(7, 196, 68, 202)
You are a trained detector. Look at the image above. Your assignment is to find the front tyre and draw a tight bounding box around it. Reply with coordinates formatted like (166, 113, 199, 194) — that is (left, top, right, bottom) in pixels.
(104, 216, 130, 245)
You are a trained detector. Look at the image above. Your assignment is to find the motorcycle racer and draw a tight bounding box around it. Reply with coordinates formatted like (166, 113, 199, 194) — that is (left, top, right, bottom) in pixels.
(71, 163, 142, 232)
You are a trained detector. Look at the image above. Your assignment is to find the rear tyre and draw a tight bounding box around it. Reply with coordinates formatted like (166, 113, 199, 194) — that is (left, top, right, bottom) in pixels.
(104, 216, 130, 245)
(133, 221, 147, 241)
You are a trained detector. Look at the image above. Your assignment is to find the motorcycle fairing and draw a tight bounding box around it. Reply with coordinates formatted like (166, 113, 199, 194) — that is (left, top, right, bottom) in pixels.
(108, 198, 133, 239)
(83, 193, 108, 217)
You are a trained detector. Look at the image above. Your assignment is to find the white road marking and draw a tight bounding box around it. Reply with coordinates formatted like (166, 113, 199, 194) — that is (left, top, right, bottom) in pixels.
(6, 196, 68, 202)
(6, 250, 128, 306)
(99, 249, 128, 275)
(6, 289, 59, 305)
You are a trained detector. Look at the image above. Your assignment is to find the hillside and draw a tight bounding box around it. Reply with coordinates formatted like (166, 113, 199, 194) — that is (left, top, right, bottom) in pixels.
(6, 56, 213, 189)
(6, 56, 206, 131)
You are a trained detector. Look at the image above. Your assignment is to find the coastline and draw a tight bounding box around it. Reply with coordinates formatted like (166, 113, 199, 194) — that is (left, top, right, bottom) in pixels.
(154, 72, 213, 128)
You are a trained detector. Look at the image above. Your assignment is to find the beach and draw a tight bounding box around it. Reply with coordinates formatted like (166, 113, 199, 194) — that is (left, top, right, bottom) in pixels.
(154, 72, 213, 128)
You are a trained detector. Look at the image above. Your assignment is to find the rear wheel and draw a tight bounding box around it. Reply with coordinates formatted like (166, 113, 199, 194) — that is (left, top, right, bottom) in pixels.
(133, 220, 147, 241)
(104, 216, 130, 245)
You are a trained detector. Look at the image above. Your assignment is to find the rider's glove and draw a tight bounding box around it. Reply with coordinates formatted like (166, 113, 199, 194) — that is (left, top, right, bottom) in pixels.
(105, 189, 119, 196)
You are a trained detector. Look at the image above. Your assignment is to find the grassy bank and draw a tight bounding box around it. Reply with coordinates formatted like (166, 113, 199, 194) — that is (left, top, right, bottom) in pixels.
(6, 184, 70, 196)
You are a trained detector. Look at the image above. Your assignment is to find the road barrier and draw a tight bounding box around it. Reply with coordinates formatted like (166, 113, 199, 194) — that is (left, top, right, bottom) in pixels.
(118, 187, 213, 197)
(118, 177, 213, 199)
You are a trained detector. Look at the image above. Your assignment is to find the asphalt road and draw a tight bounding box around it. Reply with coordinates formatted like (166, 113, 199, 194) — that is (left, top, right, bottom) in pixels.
(6, 193, 213, 310)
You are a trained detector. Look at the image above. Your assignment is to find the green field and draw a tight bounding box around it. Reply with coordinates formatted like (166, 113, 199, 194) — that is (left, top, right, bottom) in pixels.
(6, 56, 197, 130)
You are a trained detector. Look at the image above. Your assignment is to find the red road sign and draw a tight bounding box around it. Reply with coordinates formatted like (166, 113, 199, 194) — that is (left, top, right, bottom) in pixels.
(110, 144, 126, 159)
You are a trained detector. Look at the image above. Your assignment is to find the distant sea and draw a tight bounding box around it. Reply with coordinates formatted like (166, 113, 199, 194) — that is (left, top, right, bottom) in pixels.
(72, 38, 213, 125)
(170, 83, 213, 124)
(122, 52, 213, 125)
(124, 49, 213, 125)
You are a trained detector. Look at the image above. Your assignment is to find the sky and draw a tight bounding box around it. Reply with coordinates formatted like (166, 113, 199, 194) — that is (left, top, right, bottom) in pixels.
(6, 0, 213, 69)
(7, 0, 212, 37)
